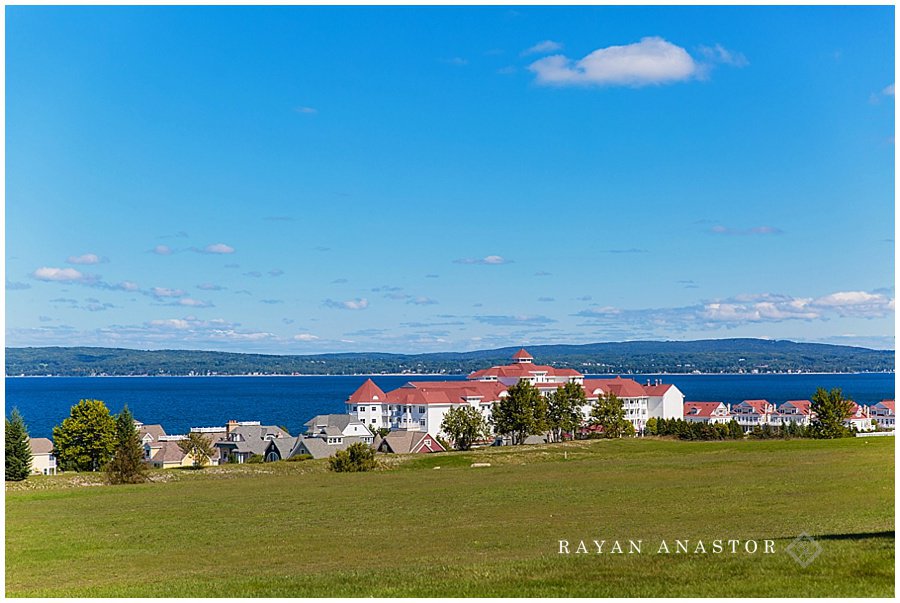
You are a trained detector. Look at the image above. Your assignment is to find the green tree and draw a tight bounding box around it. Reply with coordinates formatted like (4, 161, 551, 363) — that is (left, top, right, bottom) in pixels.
(52, 399, 117, 472)
(728, 419, 744, 439)
(811, 387, 854, 439)
(441, 406, 489, 451)
(547, 382, 586, 443)
(328, 442, 377, 472)
(645, 417, 659, 436)
(178, 432, 215, 468)
(589, 392, 635, 438)
(5, 408, 32, 481)
(491, 381, 548, 445)
(105, 405, 149, 484)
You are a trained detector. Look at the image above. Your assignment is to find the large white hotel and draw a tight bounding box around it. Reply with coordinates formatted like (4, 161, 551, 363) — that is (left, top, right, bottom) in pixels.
(346, 349, 685, 437)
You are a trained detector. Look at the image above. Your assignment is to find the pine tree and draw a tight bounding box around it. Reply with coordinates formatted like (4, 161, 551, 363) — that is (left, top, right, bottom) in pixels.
(5, 408, 32, 481)
(811, 387, 854, 439)
(105, 405, 149, 484)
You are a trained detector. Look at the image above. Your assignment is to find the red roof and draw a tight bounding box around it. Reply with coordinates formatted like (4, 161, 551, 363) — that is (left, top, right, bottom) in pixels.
(468, 362, 583, 380)
(347, 378, 387, 403)
(583, 377, 647, 398)
(684, 402, 726, 418)
(413, 434, 446, 453)
(387, 380, 507, 406)
(877, 400, 895, 412)
(644, 383, 675, 396)
(737, 400, 771, 414)
(780, 400, 811, 415)
(512, 348, 533, 360)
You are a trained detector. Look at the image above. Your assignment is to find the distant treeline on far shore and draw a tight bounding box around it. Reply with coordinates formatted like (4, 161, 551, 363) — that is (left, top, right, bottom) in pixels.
(5, 339, 894, 376)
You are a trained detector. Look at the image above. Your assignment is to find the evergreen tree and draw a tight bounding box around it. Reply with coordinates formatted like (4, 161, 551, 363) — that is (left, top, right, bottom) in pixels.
(52, 399, 117, 472)
(441, 406, 489, 450)
(491, 381, 548, 445)
(5, 408, 32, 481)
(728, 419, 744, 439)
(811, 387, 854, 439)
(547, 382, 586, 442)
(105, 405, 149, 484)
(589, 392, 635, 438)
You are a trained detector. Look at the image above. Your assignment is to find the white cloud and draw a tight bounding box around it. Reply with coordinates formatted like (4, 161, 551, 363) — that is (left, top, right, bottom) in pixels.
(32, 267, 90, 282)
(710, 225, 783, 236)
(293, 333, 320, 341)
(883, 84, 894, 96)
(116, 281, 140, 291)
(151, 287, 187, 298)
(67, 253, 105, 265)
(325, 298, 369, 310)
(202, 243, 235, 254)
(522, 40, 563, 56)
(408, 296, 438, 306)
(152, 245, 173, 255)
(529, 37, 697, 87)
(295, 106, 317, 114)
(178, 298, 213, 308)
(454, 255, 512, 265)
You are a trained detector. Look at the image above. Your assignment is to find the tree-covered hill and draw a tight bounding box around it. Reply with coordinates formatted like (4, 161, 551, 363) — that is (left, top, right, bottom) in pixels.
(5, 339, 894, 376)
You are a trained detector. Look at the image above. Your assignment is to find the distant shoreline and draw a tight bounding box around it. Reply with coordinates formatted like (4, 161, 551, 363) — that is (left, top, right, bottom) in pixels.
(6, 371, 896, 378)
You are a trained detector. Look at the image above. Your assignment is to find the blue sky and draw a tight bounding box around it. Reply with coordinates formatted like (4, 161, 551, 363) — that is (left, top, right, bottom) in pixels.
(5, 6, 895, 353)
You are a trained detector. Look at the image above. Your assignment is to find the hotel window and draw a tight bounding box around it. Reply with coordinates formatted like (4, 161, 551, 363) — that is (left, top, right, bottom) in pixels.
(371, 406, 377, 411)
(420, 418, 426, 426)
(418, 406, 425, 414)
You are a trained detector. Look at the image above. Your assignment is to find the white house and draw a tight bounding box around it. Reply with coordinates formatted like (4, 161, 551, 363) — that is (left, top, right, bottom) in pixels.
(304, 414, 374, 443)
(583, 377, 651, 432)
(870, 400, 895, 430)
(645, 381, 686, 420)
(844, 402, 876, 432)
(731, 400, 776, 432)
(28, 438, 57, 475)
(683, 402, 731, 424)
(771, 400, 813, 427)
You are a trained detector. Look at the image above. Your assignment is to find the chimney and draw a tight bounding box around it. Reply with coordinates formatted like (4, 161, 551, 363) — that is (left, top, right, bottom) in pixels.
(226, 420, 238, 434)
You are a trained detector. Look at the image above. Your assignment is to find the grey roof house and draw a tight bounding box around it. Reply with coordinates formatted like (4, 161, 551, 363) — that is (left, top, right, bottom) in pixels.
(304, 414, 374, 442)
(214, 421, 294, 464)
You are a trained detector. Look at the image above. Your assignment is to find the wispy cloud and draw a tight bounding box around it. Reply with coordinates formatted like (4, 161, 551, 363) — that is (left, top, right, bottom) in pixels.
(324, 298, 369, 310)
(293, 333, 319, 341)
(475, 314, 557, 326)
(529, 37, 698, 87)
(150, 287, 187, 299)
(408, 296, 438, 306)
(260, 299, 284, 305)
(67, 253, 106, 265)
(604, 248, 648, 254)
(331, 278, 348, 284)
(151, 245, 173, 255)
(454, 255, 512, 265)
(268, 269, 284, 277)
(710, 225, 783, 236)
(243, 271, 262, 278)
(537, 297, 555, 302)
(197, 283, 225, 291)
(6, 279, 31, 290)
(441, 57, 468, 66)
(534, 271, 552, 276)
(697, 43, 749, 67)
(176, 298, 214, 308)
(295, 106, 317, 114)
(522, 40, 563, 56)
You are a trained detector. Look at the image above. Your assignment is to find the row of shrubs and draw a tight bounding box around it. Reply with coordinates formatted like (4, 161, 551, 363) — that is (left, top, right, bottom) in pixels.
(646, 417, 859, 441)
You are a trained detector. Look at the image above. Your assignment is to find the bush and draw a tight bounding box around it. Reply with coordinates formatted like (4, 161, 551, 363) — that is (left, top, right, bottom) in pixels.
(286, 454, 313, 462)
(328, 442, 377, 472)
(247, 454, 264, 464)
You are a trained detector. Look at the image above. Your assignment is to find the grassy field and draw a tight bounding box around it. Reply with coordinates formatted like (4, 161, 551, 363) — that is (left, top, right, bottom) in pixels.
(5, 437, 895, 597)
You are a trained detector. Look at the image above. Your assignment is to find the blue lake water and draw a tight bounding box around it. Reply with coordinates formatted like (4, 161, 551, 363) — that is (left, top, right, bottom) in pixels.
(5, 373, 896, 439)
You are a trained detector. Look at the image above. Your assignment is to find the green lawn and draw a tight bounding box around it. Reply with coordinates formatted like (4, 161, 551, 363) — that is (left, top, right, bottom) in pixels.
(5, 437, 894, 597)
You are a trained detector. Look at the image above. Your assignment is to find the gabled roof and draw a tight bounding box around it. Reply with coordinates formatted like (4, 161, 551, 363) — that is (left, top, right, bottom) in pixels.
(512, 348, 533, 360)
(736, 400, 770, 414)
(583, 377, 647, 399)
(780, 400, 812, 414)
(683, 402, 727, 418)
(29, 437, 53, 455)
(138, 423, 166, 442)
(305, 414, 354, 432)
(348, 378, 386, 403)
(266, 437, 298, 460)
(378, 431, 443, 454)
(154, 441, 188, 463)
(875, 400, 895, 412)
(291, 435, 367, 459)
(389, 380, 507, 405)
(644, 384, 677, 396)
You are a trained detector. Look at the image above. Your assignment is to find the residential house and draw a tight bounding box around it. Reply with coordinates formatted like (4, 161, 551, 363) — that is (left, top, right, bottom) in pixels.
(772, 400, 813, 427)
(375, 431, 445, 454)
(683, 402, 731, 424)
(731, 400, 776, 432)
(135, 420, 167, 447)
(844, 403, 876, 432)
(148, 440, 194, 469)
(304, 414, 374, 443)
(214, 421, 294, 464)
(28, 437, 57, 475)
(289, 434, 369, 460)
(870, 400, 895, 430)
